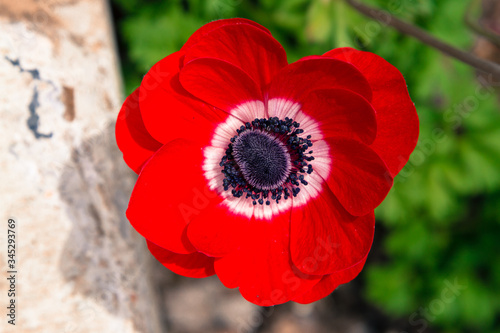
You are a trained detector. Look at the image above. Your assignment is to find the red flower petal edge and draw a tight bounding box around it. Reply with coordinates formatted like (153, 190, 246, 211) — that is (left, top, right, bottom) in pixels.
(116, 18, 419, 306)
(115, 87, 162, 173)
(324, 48, 419, 177)
(147, 240, 215, 278)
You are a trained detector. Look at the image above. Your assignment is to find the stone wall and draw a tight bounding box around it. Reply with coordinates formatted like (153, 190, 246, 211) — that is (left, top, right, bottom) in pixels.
(0, 1, 164, 332)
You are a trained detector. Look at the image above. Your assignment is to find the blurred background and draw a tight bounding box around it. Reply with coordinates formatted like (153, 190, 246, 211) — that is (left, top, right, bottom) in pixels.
(1, 0, 499, 332)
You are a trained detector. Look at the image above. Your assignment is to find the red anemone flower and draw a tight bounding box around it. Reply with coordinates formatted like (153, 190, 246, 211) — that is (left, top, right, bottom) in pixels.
(116, 18, 419, 306)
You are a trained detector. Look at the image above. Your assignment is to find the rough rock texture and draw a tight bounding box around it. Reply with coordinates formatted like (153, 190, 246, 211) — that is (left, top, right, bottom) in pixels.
(0, 0, 164, 332)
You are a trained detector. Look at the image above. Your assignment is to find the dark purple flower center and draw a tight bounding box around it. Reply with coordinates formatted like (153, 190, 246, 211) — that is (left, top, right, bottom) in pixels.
(233, 130, 291, 190)
(219, 117, 315, 205)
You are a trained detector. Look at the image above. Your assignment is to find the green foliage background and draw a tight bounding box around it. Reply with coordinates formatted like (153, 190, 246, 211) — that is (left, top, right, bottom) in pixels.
(111, 0, 500, 331)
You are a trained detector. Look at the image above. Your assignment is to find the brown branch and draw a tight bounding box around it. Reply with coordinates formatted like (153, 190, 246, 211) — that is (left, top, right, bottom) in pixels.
(464, 0, 500, 49)
(345, 0, 500, 77)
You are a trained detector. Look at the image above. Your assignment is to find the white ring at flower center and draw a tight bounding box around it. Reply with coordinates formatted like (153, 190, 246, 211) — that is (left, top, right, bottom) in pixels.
(202, 99, 332, 220)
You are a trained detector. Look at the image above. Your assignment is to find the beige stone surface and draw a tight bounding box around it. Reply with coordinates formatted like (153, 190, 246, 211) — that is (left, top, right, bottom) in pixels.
(0, 0, 163, 332)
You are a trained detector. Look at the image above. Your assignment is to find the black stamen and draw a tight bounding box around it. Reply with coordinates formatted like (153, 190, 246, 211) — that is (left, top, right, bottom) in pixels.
(218, 117, 315, 205)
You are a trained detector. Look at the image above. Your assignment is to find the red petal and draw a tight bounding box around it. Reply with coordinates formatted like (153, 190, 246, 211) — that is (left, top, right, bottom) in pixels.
(214, 257, 241, 289)
(293, 256, 368, 304)
(139, 51, 226, 145)
(115, 87, 162, 173)
(179, 57, 263, 112)
(184, 24, 287, 89)
(324, 48, 419, 176)
(187, 203, 250, 257)
(325, 138, 393, 216)
(290, 181, 374, 275)
(147, 240, 215, 278)
(269, 57, 372, 104)
(181, 18, 271, 52)
(127, 139, 223, 254)
(214, 212, 321, 306)
(300, 88, 377, 144)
